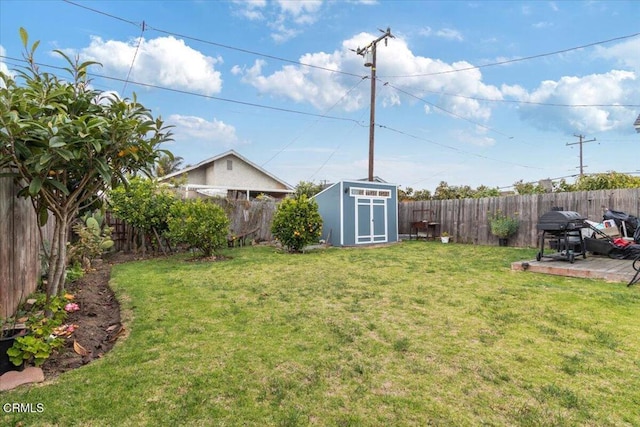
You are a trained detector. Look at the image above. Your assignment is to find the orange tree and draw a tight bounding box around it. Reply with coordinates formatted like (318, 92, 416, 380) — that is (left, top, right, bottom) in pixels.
(0, 29, 172, 301)
(271, 195, 322, 253)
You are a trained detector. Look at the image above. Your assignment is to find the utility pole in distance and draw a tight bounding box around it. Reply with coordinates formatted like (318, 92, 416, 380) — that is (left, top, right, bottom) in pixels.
(356, 27, 394, 182)
(566, 134, 596, 177)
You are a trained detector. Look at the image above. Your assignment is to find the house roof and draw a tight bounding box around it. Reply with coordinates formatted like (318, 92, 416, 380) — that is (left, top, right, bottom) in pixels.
(159, 149, 294, 190)
(357, 176, 388, 183)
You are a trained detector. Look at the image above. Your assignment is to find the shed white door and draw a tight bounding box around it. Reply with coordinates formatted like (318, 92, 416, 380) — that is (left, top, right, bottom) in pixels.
(355, 198, 387, 244)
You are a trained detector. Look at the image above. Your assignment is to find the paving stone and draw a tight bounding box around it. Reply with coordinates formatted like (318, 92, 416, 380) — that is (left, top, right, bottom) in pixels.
(0, 367, 45, 391)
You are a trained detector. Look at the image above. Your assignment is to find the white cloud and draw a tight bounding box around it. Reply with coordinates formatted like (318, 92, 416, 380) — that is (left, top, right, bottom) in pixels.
(236, 50, 365, 112)
(275, 0, 322, 24)
(270, 25, 301, 44)
(516, 70, 638, 133)
(232, 0, 267, 20)
(70, 36, 223, 95)
(594, 37, 640, 72)
(532, 21, 552, 29)
(234, 32, 502, 122)
(168, 114, 244, 146)
(232, 0, 323, 42)
(234, 32, 639, 139)
(435, 28, 463, 41)
(418, 27, 432, 37)
(0, 45, 13, 80)
(453, 128, 496, 147)
(419, 26, 463, 41)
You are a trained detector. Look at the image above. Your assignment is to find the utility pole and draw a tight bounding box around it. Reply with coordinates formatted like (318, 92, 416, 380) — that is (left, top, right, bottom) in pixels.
(566, 134, 596, 177)
(356, 27, 394, 181)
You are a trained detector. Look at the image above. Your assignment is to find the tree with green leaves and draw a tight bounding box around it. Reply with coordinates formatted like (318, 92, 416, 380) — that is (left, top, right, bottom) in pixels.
(433, 181, 500, 200)
(294, 180, 325, 199)
(108, 177, 177, 254)
(573, 172, 640, 191)
(155, 153, 184, 177)
(0, 29, 173, 301)
(166, 199, 230, 257)
(512, 179, 548, 195)
(271, 195, 323, 253)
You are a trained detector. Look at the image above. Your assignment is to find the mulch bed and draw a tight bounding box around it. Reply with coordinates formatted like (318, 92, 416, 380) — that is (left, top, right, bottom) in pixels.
(40, 253, 137, 379)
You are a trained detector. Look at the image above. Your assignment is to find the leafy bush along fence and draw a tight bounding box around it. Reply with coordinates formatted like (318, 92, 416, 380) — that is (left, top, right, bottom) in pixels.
(108, 188, 640, 251)
(400, 188, 640, 247)
(107, 199, 278, 252)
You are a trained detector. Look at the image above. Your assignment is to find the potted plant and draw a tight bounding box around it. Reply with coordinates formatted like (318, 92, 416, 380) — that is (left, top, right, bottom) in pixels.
(0, 318, 27, 374)
(489, 210, 519, 246)
(1, 294, 69, 373)
(440, 231, 450, 243)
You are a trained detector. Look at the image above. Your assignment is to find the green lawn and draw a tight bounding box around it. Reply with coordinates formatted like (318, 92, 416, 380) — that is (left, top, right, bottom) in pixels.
(2, 241, 640, 426)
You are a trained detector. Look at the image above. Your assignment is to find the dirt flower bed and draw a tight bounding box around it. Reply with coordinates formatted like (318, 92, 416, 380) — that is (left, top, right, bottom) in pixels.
(41, 253, 136, 379)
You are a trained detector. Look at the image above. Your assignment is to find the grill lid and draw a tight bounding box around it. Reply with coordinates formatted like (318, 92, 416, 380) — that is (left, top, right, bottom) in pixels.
(537, 210, 585, 231)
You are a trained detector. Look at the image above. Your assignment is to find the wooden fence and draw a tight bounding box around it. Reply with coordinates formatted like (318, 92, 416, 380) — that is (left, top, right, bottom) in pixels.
(220, 199, 277, 243)
(399, 188, 640, 247)
(0, 174, 54, 318)
(107, 199, 278, 252)
(3, 186, 638, 317)
(107, 189, 640, 251)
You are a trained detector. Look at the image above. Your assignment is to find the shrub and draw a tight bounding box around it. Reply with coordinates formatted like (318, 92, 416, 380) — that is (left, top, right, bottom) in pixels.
(65, 263, 84, 284)
(8, 294, 67, 367)
(166, 199, 230, 257)
(108, 177, 177, 252)
(489, 210, 519, 239)
(271, 195, 323, 253)
(67, 210, 114, 269)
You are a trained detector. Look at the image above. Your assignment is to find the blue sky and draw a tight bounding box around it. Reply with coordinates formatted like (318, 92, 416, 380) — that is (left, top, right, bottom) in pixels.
(1, 0, 639, 192)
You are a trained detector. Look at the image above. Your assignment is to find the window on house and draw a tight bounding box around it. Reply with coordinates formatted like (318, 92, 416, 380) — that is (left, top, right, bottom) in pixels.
(227, 159, 233, 170)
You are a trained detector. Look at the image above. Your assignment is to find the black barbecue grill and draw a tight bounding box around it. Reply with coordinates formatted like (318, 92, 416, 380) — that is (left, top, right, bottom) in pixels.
(536, 210, 586, 263)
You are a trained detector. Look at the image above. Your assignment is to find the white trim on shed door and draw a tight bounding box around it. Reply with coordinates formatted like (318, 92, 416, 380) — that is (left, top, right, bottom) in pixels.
(355, 197, 388, 244)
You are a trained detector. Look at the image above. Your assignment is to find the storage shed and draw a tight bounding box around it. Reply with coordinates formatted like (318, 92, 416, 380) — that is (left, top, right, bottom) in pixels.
(314, 180, 398, 246)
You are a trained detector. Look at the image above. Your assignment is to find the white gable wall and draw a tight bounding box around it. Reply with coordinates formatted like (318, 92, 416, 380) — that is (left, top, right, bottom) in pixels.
(186, 154, 286, 190)
(188, 168, 207, 185)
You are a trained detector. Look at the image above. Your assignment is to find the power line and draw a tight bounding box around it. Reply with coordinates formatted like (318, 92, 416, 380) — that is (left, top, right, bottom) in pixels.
(0, 54, 613, 184)
(61, 0, 640, 88)
(308, 81, 382, 181)
(383, 80, 514, 139)
(3, 54, 635, 183)
(0, 55, 363, 125)
(382, 32, 640, 78)
(61, 0, 141, 27)
(5, 52, 635, 111)
(397, 87, 640, 108)
(375, 123, 543, 170)
(261, 77, 368, 167)
(62, 0, 364, 80)
(122, 21, 145, 96)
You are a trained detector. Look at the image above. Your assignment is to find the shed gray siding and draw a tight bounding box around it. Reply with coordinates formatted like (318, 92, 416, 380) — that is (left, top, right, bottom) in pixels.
(315, 180, 399, 247)
(315, 182, 343, 246)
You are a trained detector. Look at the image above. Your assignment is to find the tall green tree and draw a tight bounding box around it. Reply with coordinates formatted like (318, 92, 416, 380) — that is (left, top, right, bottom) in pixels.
(155, 153, 184, 177)
(294, 180, 325, 199)
(0, 29, 172, 300)
(573, 172, 640, 191)
(108, 177, 177, 253)
(512, 179, 548, 195)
